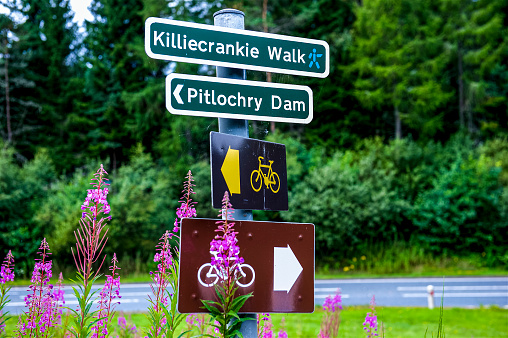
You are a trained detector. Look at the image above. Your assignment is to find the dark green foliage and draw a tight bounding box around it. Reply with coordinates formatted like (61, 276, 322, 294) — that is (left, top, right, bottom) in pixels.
(35, 147, 184, 269)
(0, 146, 56, 274)
(108, 145, 174, 257)
(1, 0, 508, 272)
(282, 145, 410, 258)
(283, 135, 507, 265)
(1, 0, 77, 165)
(189, 160, 216, 219)
(350, 0, 454, 140)
(410, 156, 504, 255)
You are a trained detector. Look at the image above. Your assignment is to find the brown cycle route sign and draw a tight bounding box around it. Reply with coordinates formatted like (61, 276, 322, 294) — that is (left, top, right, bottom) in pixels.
(178, 218, 315, 313)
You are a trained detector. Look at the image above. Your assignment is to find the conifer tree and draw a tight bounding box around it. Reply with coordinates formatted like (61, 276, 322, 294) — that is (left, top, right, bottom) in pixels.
(441, 0, 508, 135)
(0, 13, 40, 151)
(1, 0, 77, 166)
(350, 0, 453, 141)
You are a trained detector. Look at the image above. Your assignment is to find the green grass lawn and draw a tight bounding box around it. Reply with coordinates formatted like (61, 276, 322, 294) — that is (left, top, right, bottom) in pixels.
(5, 306, 506, 337)
(268, 306, 508, 337)
(130, 307, 508, 337)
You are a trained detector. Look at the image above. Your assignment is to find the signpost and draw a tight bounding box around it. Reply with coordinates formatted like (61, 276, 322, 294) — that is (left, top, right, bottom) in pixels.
(145, 8, 323, 335)
(166, 73, 313, 123)
(178, 218, 315, 313)
(145, 17, 329, 78)
(210, 131, 288, 211)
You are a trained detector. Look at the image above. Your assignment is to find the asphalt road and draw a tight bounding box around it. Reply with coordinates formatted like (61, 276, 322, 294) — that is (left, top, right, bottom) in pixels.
(6, 277, 507, 314)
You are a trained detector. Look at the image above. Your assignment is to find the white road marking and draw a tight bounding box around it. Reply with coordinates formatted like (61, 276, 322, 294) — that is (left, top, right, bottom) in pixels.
(315, 294, 350, 299)
(397, 285, 508, 291)
(403, 292, 508, 298)
(315, 277, 508, 284)
(314, 288, 342, 292)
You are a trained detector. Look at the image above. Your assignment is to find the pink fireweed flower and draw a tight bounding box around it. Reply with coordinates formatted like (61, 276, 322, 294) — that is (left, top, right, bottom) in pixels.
(71, 164, 114, 336)
(257, 313, 274, 338)
(278, 317, 288, 338)
(186, 313, 204, 327)
(118, 316, 127, 327)
(209, 192, 244, 282)
(72, 164, 111, 285)
(19, 239, 58, 335)
(203, 192, 252, 337)
(363, 295, 378, 337)
(147, 231, 173, 336)
(147, 171, 198, 337)
(51, 272, 65, 325)
(81, 164, 111, 219)
(118, 315, 138, 335)
(91, 253, 121, 338)
(150, 231, 172, 300)
(173, 170, 197, 235)
(318, 289, 342, 338)
(186, 313, 206, 335)
(0, 250, 15, 334)
(323, 289, 343, 313)
(0, 250, 14, 284)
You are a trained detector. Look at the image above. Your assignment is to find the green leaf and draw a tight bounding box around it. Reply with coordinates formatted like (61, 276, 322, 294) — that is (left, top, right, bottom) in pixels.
(230, 329, 244, 338)
(176, 330, 191, 338)
(230, 294, 253, 312)
(227, 311, 241, 320)
(231, 292, 253, 309)
(201, 302, 221, 317)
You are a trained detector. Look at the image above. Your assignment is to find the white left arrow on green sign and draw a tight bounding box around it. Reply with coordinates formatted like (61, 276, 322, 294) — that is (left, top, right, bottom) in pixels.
(173, 84, 184, 104)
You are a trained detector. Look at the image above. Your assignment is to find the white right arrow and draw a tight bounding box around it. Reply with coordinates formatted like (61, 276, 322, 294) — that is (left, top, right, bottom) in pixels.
(273, 245, 303, 293)
(173, 84, 184, 104)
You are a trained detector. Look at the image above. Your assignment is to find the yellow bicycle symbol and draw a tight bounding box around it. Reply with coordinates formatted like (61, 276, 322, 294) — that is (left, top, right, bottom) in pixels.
(250, 156, 280, 193)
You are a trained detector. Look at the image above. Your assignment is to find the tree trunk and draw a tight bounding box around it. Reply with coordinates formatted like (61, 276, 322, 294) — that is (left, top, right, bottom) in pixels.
(4, 42, 12, 144)
(262, 0, 276, 133)
(112, 151, 117, 173)
(458, 47, 465, 130)
(394, 106, 401, 140)
(186, 128, 193, 158)
(467, 107, 473, 133)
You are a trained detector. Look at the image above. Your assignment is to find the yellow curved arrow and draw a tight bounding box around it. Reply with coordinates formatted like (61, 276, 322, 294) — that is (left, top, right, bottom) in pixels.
(221, 146, 241, 194)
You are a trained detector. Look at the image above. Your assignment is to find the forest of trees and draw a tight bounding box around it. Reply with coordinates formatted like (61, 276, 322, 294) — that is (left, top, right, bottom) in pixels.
(0, 0, 507, 275)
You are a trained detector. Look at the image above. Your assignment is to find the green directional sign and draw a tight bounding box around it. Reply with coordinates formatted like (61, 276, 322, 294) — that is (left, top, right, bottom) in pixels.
(145, 17, 329, 78)
(166, 73, 313, 124)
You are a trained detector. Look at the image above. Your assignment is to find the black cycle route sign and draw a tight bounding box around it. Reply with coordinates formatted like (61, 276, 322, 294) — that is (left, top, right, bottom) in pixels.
(210, 132, 288, 211)
(145, 17, 329, 78)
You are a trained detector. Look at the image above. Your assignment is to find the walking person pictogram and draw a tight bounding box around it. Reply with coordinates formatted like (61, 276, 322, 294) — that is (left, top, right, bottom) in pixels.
(309, 48, 323, 69)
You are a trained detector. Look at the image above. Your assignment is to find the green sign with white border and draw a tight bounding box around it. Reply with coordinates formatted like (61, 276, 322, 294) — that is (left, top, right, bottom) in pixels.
(145, 17, 329, 78)
(166, 73, 313, 124)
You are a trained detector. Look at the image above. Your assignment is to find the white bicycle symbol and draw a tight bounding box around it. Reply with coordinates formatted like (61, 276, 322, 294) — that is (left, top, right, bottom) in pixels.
(197, 251, 255, 288)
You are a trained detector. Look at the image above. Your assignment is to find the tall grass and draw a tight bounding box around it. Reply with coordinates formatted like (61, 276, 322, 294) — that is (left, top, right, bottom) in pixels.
(317, 241, 504, 276)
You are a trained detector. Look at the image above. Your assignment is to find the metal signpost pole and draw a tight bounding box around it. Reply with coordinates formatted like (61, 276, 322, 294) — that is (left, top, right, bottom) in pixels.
(213, 8, 256, 338)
